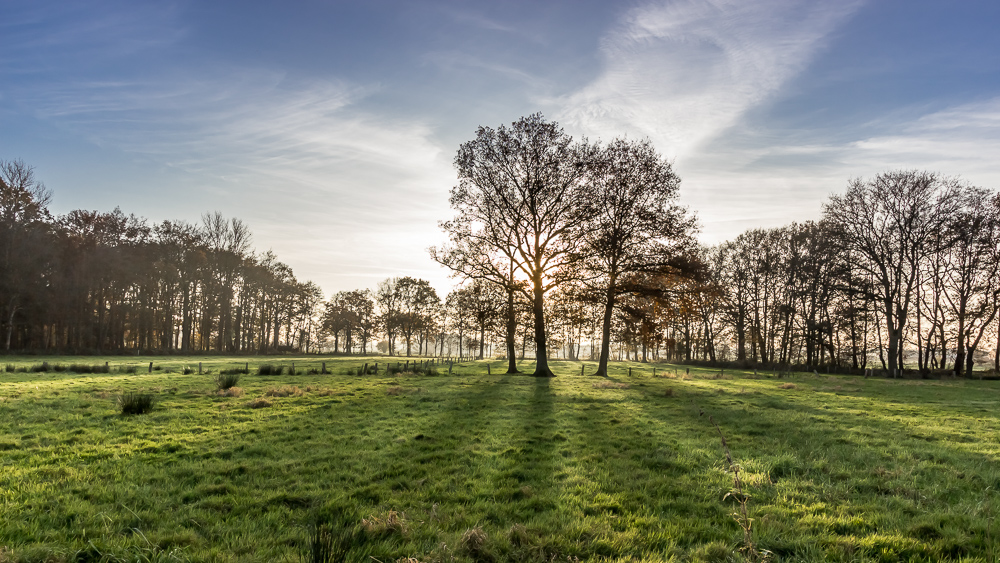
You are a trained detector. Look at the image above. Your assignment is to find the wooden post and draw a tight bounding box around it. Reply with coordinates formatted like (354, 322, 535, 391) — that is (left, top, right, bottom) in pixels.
(449, 361, 453, 375)
(487, 364, 491, 375)
(291, 362, 295, 374)
(374, 362, 378, 374)
(629, 367, 632, 377)
(322, 362, 326, 374)
(653, 367, 656, 377)
(581, 364, 585, 376)
(685, 367, 689, 376)
(363, 363, 368, 375)
(148, 362, 153, 374)
(245, 362, 249, 373)
(198, 362, 202, 375)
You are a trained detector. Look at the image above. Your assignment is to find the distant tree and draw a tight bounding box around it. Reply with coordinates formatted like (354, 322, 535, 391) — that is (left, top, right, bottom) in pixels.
(580, 138, 696, 376)
(940, 186, 1000, 376)
(393, 277, 438, 357)
(824, 171, 962, 376)
(0, 159, 52, 350)
(447, 114, 592, 376)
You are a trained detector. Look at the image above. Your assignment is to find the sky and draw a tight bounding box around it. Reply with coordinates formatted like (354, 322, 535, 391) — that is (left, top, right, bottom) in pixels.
(3, 0, 1000, 298)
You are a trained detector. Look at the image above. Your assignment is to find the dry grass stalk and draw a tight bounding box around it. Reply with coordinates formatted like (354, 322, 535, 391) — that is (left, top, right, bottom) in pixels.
(778, 383, 796, 390)
(701, 407, 770, 563)
(218, 387, 244, 397)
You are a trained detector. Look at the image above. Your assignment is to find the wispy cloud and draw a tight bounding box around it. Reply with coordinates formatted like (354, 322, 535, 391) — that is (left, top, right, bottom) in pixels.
(17, 68, 456, 294)
(675, 97, 1000, 242)
(554, 0, 864, 157)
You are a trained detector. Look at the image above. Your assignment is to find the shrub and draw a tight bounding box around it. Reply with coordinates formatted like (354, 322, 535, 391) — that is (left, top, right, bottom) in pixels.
(118, 392, 155, 415)
(219, 367, 249, 375)
(182, 367, 194, 375)
(216, 372, 242, 390)
(29, 362, 51, 373)
(4, 364, 14, 373)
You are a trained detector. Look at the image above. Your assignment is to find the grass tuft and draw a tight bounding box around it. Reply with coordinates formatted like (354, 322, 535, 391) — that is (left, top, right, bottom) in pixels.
(257, 364, 283, 375)
(459, 526, 493, 562)
(265, 385, 303, 397)
(361, 510, 407, 537)
(246, 397, 272, 409)
(215, 371, 242, 390)
(218, 387, 244, 397)
(117, 391, 155, 415)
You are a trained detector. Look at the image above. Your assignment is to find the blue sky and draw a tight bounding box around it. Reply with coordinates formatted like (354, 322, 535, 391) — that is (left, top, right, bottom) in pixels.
(3, 0, 1000, 296)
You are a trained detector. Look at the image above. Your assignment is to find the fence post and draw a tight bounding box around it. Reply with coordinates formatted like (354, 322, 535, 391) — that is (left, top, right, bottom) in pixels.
(148, 362, 153, 374)
(322, 362, 326, 374)
(363, 363, 368, 375)
(198, 362, 202, 375)
(581, 364, 585, 376)
(487, 364, 491, 375)
(449, 361, 453, 375)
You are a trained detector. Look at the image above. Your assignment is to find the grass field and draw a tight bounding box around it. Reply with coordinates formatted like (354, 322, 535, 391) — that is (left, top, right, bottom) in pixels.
(1, 356, 999, 562)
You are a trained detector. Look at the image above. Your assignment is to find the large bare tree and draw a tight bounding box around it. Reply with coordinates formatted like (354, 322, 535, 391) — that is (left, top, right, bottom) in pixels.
(444, 114, 592, 376)
(580, 138, 696, 376)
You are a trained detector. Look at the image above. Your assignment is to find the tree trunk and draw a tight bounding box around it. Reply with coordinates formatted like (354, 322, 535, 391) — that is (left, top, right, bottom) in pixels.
(504, 286, 519, 374)
(531, 277, 554, 377)
(594, 277, 616, 377)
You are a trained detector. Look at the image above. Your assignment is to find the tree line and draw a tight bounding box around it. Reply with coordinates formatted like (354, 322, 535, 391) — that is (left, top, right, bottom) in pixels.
(0, 159, 322, 353)
(4, 114, 999, 376)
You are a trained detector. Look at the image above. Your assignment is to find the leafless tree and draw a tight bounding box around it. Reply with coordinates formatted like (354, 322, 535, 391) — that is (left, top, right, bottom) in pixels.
(580, 138, 697, 376)
(824, 171, 962, 376)
(445, 114, 592, 376)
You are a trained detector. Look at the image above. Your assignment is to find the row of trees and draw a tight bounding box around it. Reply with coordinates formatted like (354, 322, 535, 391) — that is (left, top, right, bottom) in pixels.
(0, 159, 323, 353)
(5, 114, 999, 375)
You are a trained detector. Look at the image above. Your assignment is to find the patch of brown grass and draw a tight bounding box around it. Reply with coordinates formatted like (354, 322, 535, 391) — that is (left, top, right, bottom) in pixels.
(264, 385, 303, 397)
(362, 510, 407, 537)
(592, 380, 630, 389)
(246, 397, 272, 409)
(459, 526, 490, 561)
(218, 387, 244, 397)
(778, 383, 797, 390)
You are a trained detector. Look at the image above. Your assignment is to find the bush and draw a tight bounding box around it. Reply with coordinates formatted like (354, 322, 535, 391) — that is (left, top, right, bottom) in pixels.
(216, 372, 242, 390)
(118, 392, 155, 415)
(4, 364, 15, 373)
(29, 362, 51, 373)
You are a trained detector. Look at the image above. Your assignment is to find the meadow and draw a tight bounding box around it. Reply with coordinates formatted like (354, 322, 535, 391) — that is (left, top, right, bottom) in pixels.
(1, 356, 999, 562)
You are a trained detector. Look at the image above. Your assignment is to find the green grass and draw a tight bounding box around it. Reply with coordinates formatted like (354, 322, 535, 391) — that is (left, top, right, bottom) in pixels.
(1, 356, 999, 562)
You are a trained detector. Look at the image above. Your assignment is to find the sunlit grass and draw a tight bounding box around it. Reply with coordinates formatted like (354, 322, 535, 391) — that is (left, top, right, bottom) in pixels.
(0, 356, 998, 561)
